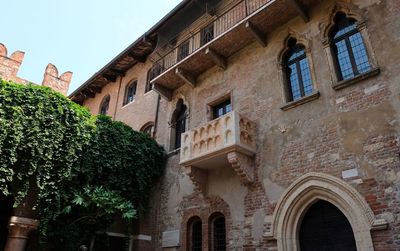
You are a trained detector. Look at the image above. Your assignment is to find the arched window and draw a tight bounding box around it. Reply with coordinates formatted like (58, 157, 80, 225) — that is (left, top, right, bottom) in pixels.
(284, 38, 313, 101)
(330, 12, 371, 81)
(299, 200, 357, 251)
(140, 122, 154, 137)
(145, 69, 153, 93)
(209, 213, 226, 251)
(171, 99, 187, 150)
(99, 95, 110, 115)
(187, 217, 202, 251)
(123, 81, 137, 105)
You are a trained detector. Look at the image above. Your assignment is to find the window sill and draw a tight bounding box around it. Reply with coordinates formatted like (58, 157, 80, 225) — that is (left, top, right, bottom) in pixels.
(332, 68, 380, 91)
(167, 148, 181, 157)
(280, 91, 320, 111)
(121, 99, 136, 109)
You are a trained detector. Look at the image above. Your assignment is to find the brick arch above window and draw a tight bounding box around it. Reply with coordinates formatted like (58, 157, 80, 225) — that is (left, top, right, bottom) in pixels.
(180, 195, 232, 251)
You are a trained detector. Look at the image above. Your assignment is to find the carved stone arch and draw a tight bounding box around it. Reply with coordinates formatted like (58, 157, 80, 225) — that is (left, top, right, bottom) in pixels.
(320, 1, 366, 46)
(277, 29, 311, 65)
(266, 172, 387, 251)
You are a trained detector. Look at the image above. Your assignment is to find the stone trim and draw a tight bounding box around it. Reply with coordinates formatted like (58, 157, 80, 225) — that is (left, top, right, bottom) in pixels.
(265, 172, 387, 251)
(280, 91, 320, 111)
(332, 68, 380, 90)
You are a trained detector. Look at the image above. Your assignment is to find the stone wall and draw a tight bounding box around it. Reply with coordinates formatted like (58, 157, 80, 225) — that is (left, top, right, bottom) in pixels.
(78, 0, 400, 250)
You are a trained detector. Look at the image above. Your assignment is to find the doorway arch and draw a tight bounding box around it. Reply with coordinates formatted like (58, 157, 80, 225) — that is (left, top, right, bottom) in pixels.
(299, 200, 357, 251)
(266, 172, 387, 251)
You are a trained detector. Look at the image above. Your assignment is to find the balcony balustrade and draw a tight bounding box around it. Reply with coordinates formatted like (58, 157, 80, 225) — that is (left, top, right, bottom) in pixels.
(180, 111, 257, 191)
(150, 0, 316, 100)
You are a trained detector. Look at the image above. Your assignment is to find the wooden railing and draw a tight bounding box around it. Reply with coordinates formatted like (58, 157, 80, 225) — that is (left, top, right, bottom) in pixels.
(149, 0, 271, 81)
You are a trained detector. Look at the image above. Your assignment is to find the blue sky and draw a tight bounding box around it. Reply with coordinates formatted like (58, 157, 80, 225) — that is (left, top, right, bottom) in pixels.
(1, 0, 181, 94)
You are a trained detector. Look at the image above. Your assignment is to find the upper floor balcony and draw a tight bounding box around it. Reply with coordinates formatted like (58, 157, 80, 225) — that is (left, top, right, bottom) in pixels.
(150, 0, 318, 100)
(180, 111, 257, 190)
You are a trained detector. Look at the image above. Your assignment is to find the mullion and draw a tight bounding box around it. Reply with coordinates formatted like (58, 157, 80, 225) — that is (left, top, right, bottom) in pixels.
(344, 37, 360, 76)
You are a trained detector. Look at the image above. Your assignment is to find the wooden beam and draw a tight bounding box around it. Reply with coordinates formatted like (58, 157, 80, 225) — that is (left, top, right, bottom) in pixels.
(287, 0, 309, 22)
(88, 86, 102, 94)
(205, 48, 227, 70)
(153, 83, 172, 101)
(128, 52, 146, 63)
(245, 21, 267, 47)
(175, 68, 196, 88)
(109, 68, 126, 77)
(83, 90, 95, 99)
(102, 74, 117, 82)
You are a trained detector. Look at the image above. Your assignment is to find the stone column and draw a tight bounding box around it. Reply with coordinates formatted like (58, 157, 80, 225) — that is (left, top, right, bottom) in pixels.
(4, 216, 39, 251)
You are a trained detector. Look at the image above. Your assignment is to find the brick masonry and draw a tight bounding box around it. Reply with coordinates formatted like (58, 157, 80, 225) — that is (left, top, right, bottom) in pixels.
(0, 43, 72, 95)
(76, 0, 400, 250)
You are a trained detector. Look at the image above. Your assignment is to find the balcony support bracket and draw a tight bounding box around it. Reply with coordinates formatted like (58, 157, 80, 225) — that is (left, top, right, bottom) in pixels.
(227, 151, 254, 185)
(153, 83, 172, 101)
(175, 68, 196, 88)
(245, 21, 267, 47)
(185, 166, 208, 195)
(287, 0, 309, 22)
(205, 48, 227, 70)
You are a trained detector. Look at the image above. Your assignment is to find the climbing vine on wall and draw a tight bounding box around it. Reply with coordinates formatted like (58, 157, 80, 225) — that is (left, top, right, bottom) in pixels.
(0, 80, 166, 250)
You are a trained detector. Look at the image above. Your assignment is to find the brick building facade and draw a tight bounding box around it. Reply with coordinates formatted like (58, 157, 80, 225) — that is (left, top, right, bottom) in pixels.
(69, 0, 400, 250)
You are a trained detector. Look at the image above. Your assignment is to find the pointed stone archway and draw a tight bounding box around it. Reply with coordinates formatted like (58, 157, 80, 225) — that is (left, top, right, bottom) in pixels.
(265, 172, 388, 251)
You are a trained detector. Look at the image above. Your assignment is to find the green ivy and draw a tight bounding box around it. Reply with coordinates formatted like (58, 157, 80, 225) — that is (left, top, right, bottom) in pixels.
(0, 79, 95, 209)
(0, 80, 166, 250)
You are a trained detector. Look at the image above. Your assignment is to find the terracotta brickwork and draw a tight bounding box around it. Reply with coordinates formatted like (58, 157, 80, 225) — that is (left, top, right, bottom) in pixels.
(74, 0, 400, 250)
(0, 43, 72, 95)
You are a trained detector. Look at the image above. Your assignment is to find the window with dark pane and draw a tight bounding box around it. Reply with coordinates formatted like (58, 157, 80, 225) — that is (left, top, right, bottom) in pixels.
(123, 81, 137, 105)
(178, 40, 190, 62)
(141, 123, 154, 137)
(212, 216, 226, 251)
(99, 95, 110, 115)
(189, 218, 202, 251)
(212, 99, 231, 119)
(284, 39, 313, 101)
(330, 12, 371, 81)
(174, 102, 187, 149)
(145, 69, 153, 93)
(201, 23, 214, 46)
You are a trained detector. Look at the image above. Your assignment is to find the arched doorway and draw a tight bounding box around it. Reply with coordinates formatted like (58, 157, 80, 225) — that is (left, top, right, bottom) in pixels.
(0, 194, 13, 250)
(299, 200, 357, 251)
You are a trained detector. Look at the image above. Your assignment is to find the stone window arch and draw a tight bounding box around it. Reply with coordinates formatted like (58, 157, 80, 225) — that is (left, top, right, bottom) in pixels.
(277, 32, 319, 110)
(123, 80, 137, 105)
(321, 2, 379, 90)
(140, 122, 155, 137)
(187, 216, 202, 251)
(170, 98, 188, 150)
(265, 172, 387, 251)
(99, 95, 110, 115)
(209, 212, 226, 251)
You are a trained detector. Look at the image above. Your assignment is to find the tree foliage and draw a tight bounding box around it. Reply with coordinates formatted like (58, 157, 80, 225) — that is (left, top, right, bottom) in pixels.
(43, 116, 166, 250)
(0, 80, 166, 250)
(0, 79, 95, 212)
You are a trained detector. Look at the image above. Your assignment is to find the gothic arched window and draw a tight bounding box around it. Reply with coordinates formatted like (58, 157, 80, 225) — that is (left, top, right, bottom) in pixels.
(284, 38, 313, 101)
(99, 95, 110, 115)
(330, 12, 371, 81)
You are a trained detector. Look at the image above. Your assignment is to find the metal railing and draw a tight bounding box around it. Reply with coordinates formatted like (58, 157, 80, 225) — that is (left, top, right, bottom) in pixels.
(150, 0, 270, 82)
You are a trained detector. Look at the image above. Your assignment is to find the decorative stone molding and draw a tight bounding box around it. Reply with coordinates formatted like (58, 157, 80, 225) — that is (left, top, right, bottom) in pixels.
(264, 172, 387, 251)
(180, 111, 256, 188)
(227, 151, 254, 184)
(185, 166, 208, 195)
(4, 216, 39, 251)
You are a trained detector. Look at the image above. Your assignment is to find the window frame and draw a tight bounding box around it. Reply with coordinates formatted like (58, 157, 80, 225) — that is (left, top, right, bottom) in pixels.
(277, 35, 320, 111)
(209, 213, 226, 251)
(123, 80, 137, 106)
(187, 217, 202, 251)
(322, 9, 380, 90)
(99, 95, 110, 115)
(283, 41, 314, 102)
